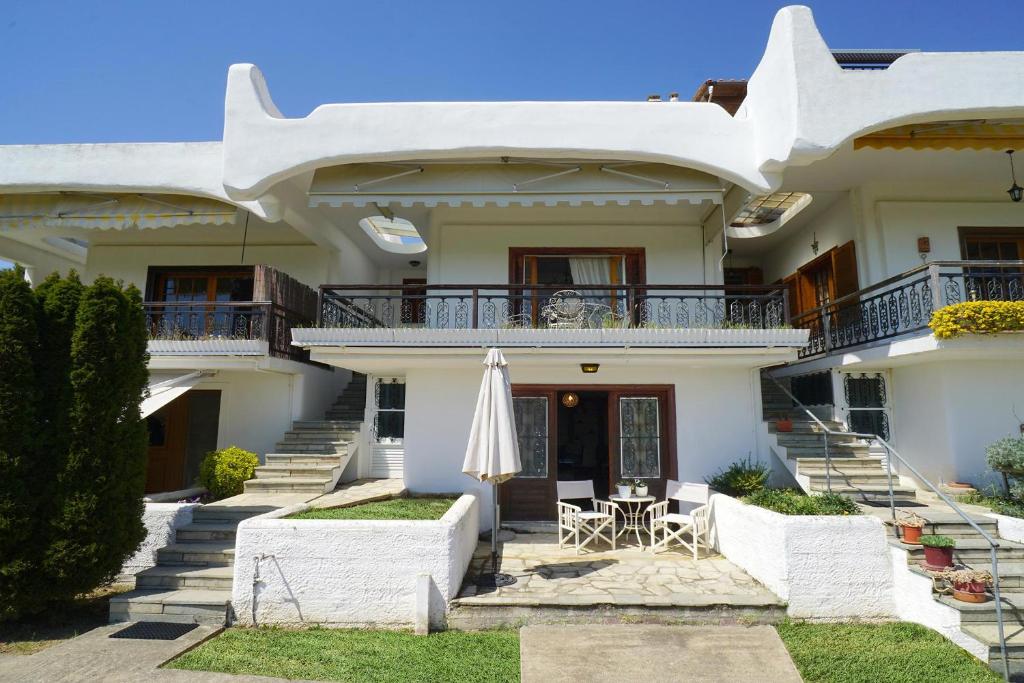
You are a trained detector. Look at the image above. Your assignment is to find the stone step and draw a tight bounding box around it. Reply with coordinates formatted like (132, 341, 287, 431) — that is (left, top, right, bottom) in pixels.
(175, 522, 238, 542)
(278, 436, 353, 445)
(777, 432, 862, 444)
(284, 431, 359, 440)
(135, 565, 234, 591)
(810, 484, 918, 497)
(192, 505, 277, 524)
(804, 476, 896, 489)
(768, 423, 845, 434)
(937, 592, 1024, 626)
(265, 453, 344, 465)
(783, 442, 871, 453)
(255, 464, 339, 479)
(960, 624, 1024, 676)
(243, 477, 331, 493)
(293, 420, 362, 430)
(156, 542, 235, 567)
(794, 456, 884, 467)
(902, 539, 1024, 563)
(271, 443, 344, 453)
(109, 588, 229, 625)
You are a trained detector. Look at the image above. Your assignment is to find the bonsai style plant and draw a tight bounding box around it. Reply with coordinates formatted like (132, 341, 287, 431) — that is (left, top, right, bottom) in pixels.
(775, 415, 794, 433)
(616, 480, 633, 498)
(919, 534, 956, 570)
(896, 510, 926, 545)
(985, 436, 1024, 495)
(940, 568, 991, 603)
(634, 479, 648, 497)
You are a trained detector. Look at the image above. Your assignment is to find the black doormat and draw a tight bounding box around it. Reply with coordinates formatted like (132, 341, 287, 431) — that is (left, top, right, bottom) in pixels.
(860, 499, 929, 508)
(475, 572, 518, 588)
(110, 621, 199, 640)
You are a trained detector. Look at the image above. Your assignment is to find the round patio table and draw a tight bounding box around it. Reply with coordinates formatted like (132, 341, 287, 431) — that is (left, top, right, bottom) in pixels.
(608, 495, 655, 549)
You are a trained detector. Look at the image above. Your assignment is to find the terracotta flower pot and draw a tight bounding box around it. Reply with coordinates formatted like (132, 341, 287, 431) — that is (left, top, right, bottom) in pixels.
(900, 525, 923, 544)
(952, 582, 988, 603)
(776, 418, 793, 433)
(922, 545, 954, 570)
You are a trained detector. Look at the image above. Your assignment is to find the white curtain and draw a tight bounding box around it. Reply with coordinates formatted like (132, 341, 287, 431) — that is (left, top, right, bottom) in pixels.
(569, 257, 612, 286)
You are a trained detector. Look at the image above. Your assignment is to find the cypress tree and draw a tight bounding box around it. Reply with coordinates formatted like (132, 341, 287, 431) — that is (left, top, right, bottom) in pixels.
(0, 267, 42, 619)
(45, 277, 149, 597)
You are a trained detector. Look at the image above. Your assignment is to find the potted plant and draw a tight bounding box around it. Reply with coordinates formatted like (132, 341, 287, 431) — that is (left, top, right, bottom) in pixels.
(775, 415, 793, 433)
(634, 479, 648, 497)
(940, 568, 991, 603)
(616, 480, 632, 498)
(919, 535, 956, 570)
(896, 510, 926, 545)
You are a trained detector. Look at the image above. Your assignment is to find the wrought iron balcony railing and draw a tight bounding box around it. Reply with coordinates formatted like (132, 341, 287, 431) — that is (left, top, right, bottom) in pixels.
(792, 260, 1024, 358)
(317, 283, 789, 331)
(143, 301, 313, 363)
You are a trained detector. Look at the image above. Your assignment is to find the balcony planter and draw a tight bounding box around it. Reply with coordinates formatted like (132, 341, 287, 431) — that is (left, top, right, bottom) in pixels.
(919, 535, 955, 571)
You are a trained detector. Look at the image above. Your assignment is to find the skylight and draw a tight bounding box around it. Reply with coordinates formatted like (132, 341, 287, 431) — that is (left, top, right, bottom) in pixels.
(357, 215, 427, 255)
(730, 192, 810, 228)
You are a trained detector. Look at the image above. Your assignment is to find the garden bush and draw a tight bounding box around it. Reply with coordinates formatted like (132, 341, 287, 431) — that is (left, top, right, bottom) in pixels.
(929, 300, 1024, 339)
(706, 456, 770, 497)
(986, 436, 1024, 476)
(745, 488, 859, 516)
(199, 446, 260, 499)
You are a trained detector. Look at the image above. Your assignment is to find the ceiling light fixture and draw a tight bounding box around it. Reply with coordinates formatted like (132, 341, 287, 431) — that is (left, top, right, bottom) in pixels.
(1007, 150, 1023, 202)
(580, 363, 600, 374)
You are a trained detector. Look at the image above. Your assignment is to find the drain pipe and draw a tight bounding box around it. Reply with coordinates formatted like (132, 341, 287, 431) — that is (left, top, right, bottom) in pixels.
(251, 553, 273, 626)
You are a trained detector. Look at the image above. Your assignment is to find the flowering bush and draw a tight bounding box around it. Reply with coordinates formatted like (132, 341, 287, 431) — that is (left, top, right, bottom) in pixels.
(929, 301, 1024, 339)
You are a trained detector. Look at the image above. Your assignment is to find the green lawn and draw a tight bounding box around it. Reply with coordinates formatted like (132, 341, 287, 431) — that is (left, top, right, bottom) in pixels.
(289, 496, 457, 521)
(167, 627, 519, 683)
(776, 622, 1001, 683)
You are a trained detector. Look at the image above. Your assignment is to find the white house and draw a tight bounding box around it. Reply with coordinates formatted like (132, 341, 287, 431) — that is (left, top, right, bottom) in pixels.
(1, 5, 1022, 519)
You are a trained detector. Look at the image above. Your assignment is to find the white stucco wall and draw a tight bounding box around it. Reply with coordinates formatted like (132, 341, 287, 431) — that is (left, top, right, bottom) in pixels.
(403, 363, 763, 529)
(709, 493, 895, 618)
(892, 360, 1024, 490)
(990, 513, 1024, 545)
(120, 502, 198, 578)
(761, 195, 858, 284)
(232, 494, 479, 628)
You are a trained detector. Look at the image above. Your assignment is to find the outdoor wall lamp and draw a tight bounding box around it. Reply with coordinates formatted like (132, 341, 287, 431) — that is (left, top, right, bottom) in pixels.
(1007, 150, 1023, 203)
(561, 392, 579, 408)
(580, 363, 600, 374)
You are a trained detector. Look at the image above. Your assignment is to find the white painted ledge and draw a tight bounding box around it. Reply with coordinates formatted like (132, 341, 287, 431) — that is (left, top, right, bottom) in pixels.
(147, 339, 268, 356)
(121, 502, 199, 578)
(292, 327, 810, 348)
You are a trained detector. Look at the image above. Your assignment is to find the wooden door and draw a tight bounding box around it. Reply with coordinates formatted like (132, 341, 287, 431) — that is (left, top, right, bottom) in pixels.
(401, 278, 427, 324)
(501, 389, 557, 521)
(145, 394, 190, 493)
(609, 389, 675, 502)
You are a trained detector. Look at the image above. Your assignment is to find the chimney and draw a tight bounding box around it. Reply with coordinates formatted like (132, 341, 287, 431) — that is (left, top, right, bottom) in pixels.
(646, 94, 662, 102)
(669, 92, 679, 102)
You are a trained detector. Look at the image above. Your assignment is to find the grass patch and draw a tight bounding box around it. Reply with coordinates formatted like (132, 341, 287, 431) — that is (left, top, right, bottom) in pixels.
(167, 626, 519, 682)
(0, 583, 131, 655)
(957, 489, 1024, 519)
(776, 621, 1000, 683)
(289, 496, 457, 521)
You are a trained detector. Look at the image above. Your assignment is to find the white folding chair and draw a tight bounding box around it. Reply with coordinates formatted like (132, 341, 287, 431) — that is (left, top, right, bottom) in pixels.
(647, 480, 711, 558)
(556, 480, 617, 554)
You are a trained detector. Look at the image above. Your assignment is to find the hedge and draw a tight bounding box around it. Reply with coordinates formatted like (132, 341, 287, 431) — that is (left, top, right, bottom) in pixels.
(929, 300, 1024, 339)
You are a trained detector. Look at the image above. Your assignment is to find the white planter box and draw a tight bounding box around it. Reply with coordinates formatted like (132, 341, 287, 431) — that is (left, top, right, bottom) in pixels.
(232, 494, 479, 628)
(709, 493, 894, 618)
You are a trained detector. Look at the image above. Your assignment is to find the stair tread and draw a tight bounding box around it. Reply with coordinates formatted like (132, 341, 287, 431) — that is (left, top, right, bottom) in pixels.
(961, 623, 1024, 649)
(247, 477, 332, 484)
(901, 538, 1024, 551)
(178, 522, 238, 533)
(160, 542, 235, 554)
(111, 588, 229, 606)
(937, 592, 1024, 611)
(136, 565, 234, 579)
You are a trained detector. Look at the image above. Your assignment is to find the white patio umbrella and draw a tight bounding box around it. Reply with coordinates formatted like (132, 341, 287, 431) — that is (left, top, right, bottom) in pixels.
(462, 348, 522, 586)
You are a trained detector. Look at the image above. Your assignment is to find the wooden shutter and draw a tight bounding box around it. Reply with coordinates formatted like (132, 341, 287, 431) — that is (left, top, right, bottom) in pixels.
(831, 241, 859, 299)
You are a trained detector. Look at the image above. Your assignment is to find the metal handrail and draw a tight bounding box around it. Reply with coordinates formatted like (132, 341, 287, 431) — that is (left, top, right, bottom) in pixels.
(769, 375, 1009, 680)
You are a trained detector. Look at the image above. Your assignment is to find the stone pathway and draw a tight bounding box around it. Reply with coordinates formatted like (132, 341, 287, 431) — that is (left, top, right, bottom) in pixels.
(457, 533, 782, 607)
(306, 477, 407, 509)
(520, 624, 802, 683)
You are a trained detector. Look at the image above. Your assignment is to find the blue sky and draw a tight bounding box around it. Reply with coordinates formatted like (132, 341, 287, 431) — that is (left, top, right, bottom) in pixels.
(0, 1, 1020, 144)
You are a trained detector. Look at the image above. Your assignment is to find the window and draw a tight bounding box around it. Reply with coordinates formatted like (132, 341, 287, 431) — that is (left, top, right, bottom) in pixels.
(373, 378, 406, 443)
(147, 267, 256, 338)
(959, 228, 1024, 302)
(781, 241, 859, 318)
(513, 397, 549, 478)
(619, 397, 661, 479)
(844, 373, 890, 441)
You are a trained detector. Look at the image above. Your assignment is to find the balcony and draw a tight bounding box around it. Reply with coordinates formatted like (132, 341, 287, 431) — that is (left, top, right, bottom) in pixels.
(295, 283, 809, 349)
(144, 301, 313, 364)
(793, 260, 1024, 359)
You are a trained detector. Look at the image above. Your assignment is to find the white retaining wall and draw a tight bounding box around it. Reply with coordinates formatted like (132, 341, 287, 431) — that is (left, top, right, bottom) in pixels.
(709, 493, 895, 618)
(121, 502, 198, 578)
(232, 494, 479, 629)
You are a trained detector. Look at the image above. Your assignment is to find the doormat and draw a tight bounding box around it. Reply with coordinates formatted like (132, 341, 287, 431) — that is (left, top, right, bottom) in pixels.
(110, 621, 199, 640)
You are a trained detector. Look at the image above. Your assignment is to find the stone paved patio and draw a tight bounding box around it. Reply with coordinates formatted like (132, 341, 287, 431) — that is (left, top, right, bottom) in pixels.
(456, 532, 782, 608)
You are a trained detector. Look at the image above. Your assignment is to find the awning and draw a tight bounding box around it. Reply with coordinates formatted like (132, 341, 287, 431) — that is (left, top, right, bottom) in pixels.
(141, 371, 209, 418)
(309, 161, 724, 208)
(854, 119, 1024, 151)
(0, 193, 239, 230)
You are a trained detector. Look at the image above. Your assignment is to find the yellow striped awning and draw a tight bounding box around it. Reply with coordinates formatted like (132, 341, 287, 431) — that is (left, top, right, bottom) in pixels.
(855, 119, 1024, 151)
(0, 193, 238, 230)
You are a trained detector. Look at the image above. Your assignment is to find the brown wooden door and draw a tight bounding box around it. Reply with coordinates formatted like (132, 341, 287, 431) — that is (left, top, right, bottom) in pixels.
(501, 389, 557, 521)
(609, 389, 675, 502)
(145, 394, 190, 493)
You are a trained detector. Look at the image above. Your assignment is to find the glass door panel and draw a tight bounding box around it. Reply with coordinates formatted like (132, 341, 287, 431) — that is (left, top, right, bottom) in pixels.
(619, 397, 661, 479)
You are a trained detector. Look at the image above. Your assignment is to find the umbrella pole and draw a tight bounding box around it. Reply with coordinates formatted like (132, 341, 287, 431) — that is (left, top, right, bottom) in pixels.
(491, 482, 500, 572)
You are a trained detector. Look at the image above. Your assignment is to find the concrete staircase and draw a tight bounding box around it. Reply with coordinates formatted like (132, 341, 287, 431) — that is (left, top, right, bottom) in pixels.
(891, 510, 1024, 676)
(761, 375, 918, 502)
(110, 503, 272, 624)
(243, 376, 366, 494)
